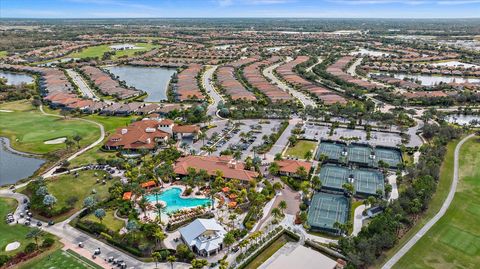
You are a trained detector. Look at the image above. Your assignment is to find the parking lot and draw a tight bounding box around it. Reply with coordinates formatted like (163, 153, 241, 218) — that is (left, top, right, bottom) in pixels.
(190, 119, 282, 159)
(303, 123, 404, 147)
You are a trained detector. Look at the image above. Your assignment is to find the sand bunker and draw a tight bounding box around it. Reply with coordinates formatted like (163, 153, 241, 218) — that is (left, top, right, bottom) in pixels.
(44, 137, 67, 144)
(5, 242, 20, 252)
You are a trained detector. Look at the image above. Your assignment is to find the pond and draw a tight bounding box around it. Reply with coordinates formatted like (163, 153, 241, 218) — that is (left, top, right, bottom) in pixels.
(104, 66, 176, 102)
(430, 61, 479, 69)
(381, 73, 480, 86)
(0, 71, 34, 86)
(144, 187, 212, 213)
(0, 137, 45, 186)
(445, 114, 480, 126)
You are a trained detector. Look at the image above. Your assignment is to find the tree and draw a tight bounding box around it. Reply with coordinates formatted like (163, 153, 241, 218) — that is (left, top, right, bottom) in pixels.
(198, 132, 207, 146)
(152, 252, 161, 268)
(64, 138, 75, 151)
(268, 162, 280, 176)
(304, 150, 313, 161)
(94, 208, 106, 223)
(167, 255, 177, 269)
(279, 200, 287, 215)
(83, 196, 96, 208)
(295, 166, 308, 180)
(59, 109, 69, 119)
(154, 229, 166, 248)
(36, 186, 48, 196)
(73, 135, 82, 148)
(272, 207, 282, 220)
(223, 232, 235, 252)
(43, 194, 57, 209)
(311, 175, 321, 190)
(138, 196, 149, 217)
(190, 259, 208, 269)
(342, 183, 354, 195)
(26, 228, 43, 250)
(219, 260, 229, 269)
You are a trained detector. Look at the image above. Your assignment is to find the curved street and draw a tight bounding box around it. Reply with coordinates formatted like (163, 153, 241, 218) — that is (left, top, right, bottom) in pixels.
(202, 65, 223, 118)
(382, 134, 475, 269)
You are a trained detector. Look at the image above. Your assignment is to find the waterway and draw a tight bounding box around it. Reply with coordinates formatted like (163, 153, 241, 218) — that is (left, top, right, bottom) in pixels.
(375, 72, 480, 86)
(104, 66, 176, 102)
(445, 114, 480, 126)
(0, 137, 45, 185)
(0, 71, 34, 86)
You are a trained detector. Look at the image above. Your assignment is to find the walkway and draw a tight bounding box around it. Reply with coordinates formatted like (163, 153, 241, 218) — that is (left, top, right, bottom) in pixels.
(382, 134, 475, 269)
(265, 117, 301, 162)
(352, 205, 366, 236)
(263, 58, 317, 108)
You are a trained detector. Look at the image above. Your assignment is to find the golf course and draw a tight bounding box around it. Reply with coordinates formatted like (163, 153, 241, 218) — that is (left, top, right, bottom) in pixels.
(393, 136, 480, 268)
(0, 100, 100, 154)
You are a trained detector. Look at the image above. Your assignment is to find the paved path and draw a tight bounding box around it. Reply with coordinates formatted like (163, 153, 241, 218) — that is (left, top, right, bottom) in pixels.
(382, 134, 475, 269)
(265, 117, 301, 162)
(352, 205, 366, 236)
(202, 65, 223, 118)
(39, 105, 105, 178)
(263, 58, 317, 108)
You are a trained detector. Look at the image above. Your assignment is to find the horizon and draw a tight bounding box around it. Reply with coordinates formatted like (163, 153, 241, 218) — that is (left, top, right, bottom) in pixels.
(2, 0, 479, 19)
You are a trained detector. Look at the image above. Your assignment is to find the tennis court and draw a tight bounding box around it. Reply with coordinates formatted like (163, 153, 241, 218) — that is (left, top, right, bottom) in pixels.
(316, 141, 346, 161)
(353, 169, 384, 196)
(375, 147, 402, 168)
(307, 192, 349, 233)
(318, 164, 349, 191)
(347, 144, 372, 165)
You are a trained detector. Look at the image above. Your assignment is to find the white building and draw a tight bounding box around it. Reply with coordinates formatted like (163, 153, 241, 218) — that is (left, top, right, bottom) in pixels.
(109, 44, 135, 51)
(179, 218, 226, 257)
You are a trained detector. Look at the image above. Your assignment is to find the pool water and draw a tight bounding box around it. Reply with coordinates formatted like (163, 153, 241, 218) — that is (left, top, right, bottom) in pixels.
(145, 187, 211, 213)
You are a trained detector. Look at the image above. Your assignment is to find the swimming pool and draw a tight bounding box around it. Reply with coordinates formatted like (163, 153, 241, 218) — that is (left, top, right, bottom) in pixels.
(144, 187, 212, 213)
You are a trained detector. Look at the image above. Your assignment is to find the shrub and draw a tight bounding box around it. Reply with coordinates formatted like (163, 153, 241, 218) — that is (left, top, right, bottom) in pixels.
(42, 237, 55, 248)
(0, 255, 10, 267)
(24, 243, 37, 254)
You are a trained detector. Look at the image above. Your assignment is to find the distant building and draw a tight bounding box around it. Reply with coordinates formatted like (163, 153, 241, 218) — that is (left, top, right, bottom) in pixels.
(109, 44, 135, 51)
(179, 218, 226, 257)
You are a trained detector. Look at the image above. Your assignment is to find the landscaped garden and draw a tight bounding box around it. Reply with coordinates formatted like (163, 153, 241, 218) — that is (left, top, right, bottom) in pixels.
(284, 139, 317, 160)
(82, 209, 125, 233)
(0, 100, 100, 154)
(393, 137, 480, 268)
(22, 170, 119, 222)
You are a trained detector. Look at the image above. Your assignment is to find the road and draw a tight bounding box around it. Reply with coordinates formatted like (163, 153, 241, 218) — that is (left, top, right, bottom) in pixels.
(202, 65, 223, 118)
(66, 69, 100, 100)
(382, 134, 475, 269)
(263, 58, 317, 108)
(39, 105, 105, 178)
(265, 117, 302, 162)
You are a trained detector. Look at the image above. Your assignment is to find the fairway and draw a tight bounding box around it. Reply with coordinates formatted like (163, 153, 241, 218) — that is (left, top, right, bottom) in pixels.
(285, 140, 317, 159)
(22, 249, 102, 269)
(0, 198, 38, 256)
(67, 43, 158, 60)
(394, 137, 480, 269)
(0, 100, 100, 154)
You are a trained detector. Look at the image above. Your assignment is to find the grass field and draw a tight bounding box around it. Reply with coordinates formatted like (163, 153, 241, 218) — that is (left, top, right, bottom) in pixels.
(0, 51, 7, 58)
(393, 137, 480, 269)
(284, 140, 317, 159)
(24, 170, 118, 222)
(67, 43, 157, 60)
(244, 234, 291, 269)
(20, 249, 102, 269)
(0, 198, 37, 256)
(83, 209, 124, 232)
(0, 100, 99, 154)
(376, 139, 460, 267)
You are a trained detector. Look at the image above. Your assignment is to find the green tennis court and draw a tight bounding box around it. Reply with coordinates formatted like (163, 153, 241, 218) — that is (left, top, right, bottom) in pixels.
(353, 169, 384, 196)
(307, 192, 349, 234)
(347, 144, 372, 165)
(375, 147, 402, 168)
(316, 141, 346, 161)
(318, 164, 349, 191)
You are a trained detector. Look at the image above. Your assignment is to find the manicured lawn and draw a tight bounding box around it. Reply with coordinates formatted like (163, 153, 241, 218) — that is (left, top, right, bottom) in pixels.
(0, 198, 37, 256)
(244, 234, 291, 269)
(83, 209, 124, 232)
(284, 140, 317, 159)
(0, 100, 100, 154)
(83, 114, 135, 133)
(24, 170, 118, 222)
(20, 249, 102, 269)
(0, 50, 7, 58)
(376, 139, 460, 267)
(66, 43, 158, 60)
(393, 137, 480, 269)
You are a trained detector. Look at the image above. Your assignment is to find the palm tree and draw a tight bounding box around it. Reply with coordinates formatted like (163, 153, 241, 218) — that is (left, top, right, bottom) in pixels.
(73, 134, 82, 148)
(272, 207, 282, 220)
(228, 213, 237, 230)
(167, 255, 176, 269)
(26, 228, 43, 250)
(154, 229, 166, 248)
(156, 202, 165, 224)
(205, 146, 216, 155)
(152, 252, 161, 269)
(223, 232, 235, 252)
(198, 132, 207, 146)
(219, 260, 229, 269)
(278, 200, 287, 215)
(138, 196, 149, 217)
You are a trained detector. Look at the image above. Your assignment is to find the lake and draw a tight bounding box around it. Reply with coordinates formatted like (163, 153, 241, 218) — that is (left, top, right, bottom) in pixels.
(430, 61, 479, 69)
(389, 73, 480, 86)
(105, 66, 176, 102)
(0, 71, 34, 86)
(445, 114, 480, 126)
(0, 137, 45, 185)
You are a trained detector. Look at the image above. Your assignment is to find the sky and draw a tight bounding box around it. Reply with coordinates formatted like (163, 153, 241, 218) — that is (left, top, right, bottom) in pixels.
(1, 0, 479, 19)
